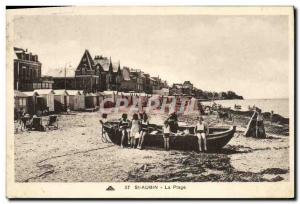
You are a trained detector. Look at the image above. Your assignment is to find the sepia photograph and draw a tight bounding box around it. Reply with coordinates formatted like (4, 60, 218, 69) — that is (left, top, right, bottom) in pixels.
(6, 6, 294, 198)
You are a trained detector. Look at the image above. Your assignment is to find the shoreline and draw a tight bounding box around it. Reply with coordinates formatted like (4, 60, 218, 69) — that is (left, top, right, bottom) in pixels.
(229, 109, 289, 125)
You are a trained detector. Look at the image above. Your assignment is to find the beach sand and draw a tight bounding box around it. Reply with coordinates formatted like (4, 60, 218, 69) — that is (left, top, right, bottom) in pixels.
(14, 111, 290, 182)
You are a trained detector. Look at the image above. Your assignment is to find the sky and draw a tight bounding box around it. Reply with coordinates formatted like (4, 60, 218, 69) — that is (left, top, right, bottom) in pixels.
(12, 14, 290, 99)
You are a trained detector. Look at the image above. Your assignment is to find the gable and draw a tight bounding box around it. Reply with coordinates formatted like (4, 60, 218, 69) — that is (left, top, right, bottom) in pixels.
(76, 50, 95, 73)
(94, 57, 110, 72)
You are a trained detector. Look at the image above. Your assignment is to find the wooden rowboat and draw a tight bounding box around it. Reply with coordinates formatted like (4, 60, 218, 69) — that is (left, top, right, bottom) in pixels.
(102, 121, 236, 152)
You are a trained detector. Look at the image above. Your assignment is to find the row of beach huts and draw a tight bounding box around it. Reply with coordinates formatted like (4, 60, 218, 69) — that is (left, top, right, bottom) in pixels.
(14, 89, 152, 116)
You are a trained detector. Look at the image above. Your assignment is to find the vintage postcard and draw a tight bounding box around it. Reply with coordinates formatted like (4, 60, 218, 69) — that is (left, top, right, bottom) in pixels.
(6, 6, 294, 198)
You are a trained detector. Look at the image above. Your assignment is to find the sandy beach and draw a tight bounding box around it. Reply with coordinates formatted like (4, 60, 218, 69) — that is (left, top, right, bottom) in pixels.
(14, 111, 289, 182)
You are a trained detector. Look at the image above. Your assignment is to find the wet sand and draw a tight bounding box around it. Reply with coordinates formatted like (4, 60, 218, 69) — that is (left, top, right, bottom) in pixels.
(14, 111, 289, 182)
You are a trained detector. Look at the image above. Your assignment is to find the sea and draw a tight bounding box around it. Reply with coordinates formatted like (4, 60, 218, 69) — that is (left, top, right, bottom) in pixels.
(202, 98, 289, 118)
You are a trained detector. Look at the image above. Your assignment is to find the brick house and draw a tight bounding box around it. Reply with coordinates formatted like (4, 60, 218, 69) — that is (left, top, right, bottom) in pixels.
(74, 49, 100, 92)
(94, 55, 122, 91)
(170, 83, 183, 95)
(14, 47, 53, 91)
(142, 73, 152, 94)
(182, 81, 193, 95)
(119, 67, 136, 92)
(119, 67, 144, 93)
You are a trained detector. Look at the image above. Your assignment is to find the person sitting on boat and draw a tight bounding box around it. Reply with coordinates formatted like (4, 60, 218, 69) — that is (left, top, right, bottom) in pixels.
(137, 112, 149, 150)
(194, 116, 209, 152)
(256, 109, 266, 138)
(119, 113, 130, 148)
(130, 113, 140, 148)
(163, 121, 170, 151)
(167, 112, 178, 134)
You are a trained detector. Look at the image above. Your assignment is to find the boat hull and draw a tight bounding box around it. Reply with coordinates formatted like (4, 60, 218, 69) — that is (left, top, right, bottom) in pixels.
(103, 122, 236, 151)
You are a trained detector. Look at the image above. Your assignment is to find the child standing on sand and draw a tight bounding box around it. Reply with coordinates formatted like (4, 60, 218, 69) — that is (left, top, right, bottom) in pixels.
(163, 121, 170, 151)
(130, 113, 140, 148)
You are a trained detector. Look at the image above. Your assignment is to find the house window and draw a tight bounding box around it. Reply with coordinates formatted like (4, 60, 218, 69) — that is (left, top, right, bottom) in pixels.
(22, 67, 26, 80)
(33, 70, 36, 80)
(29, 69, 33, 79)
(19, 98, 26, 107)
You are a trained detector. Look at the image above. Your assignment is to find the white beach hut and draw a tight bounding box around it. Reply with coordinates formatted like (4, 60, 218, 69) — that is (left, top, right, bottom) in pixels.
(85, 93, 98, 108)
(66, 90, 85, 110)
(23, 91, 39, 115)
(14, 90, 30, 116)
(34, 89, 55, 112)
(54, 89, 69, 112)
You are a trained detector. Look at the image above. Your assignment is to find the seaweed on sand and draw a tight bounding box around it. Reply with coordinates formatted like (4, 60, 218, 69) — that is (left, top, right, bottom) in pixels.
(125, 150, 289, 182)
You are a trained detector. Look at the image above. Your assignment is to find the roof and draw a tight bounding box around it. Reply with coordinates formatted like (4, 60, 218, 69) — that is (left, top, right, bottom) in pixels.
(14, 47, 25, 53)
(95, 92, 103, 96)
(22, 91, 39, 97)
(88, 93, 97, 97)
(112, 62, 120, 73)
(130, 68, 141, 73)
(94, 56, 120, 73)
(53, 89, 68, 96)
(122, 67, 131, 81)
(94, 56, 110, 71)
(34, 89, 55, 95)
(45, 68, 75, 78)
(121, 92, 132, 96)
(14, 90, 30, 97)
(183, 81, 192, 85)
(151, 77, 160, 81)
(139, 92, 147, 97)
(84, 49, 95, 69)
(66, 90, 81, 96)
(14, 47, 25, 60)
(102, 91, 116, 96)
(175, 84, 183, 89)
(14, 47, 40, 63)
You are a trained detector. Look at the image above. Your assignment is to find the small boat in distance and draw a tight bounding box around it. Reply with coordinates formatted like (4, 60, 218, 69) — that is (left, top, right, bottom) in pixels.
(102, 121, 236, 152)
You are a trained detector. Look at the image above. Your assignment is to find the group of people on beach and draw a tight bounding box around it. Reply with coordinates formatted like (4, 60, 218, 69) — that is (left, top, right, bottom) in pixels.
(118, 112, 149, 149)
(117, 112, 209, 152)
